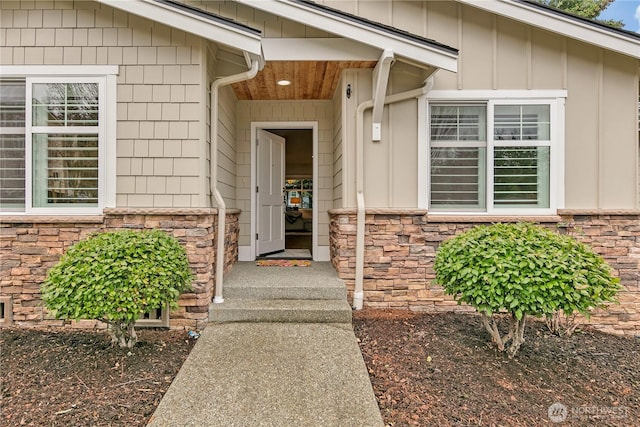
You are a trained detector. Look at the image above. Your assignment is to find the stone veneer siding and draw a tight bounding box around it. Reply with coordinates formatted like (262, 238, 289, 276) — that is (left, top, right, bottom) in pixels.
(329, 209, 640, 335)
(0, 208, 239, 330)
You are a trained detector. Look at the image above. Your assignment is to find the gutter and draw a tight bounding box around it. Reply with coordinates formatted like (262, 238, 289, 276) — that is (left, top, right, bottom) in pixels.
(211, 59, 260, 303)
(353, 76, 435, 310)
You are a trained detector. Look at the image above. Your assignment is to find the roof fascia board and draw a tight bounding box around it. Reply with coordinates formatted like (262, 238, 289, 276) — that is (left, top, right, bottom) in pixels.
(262, 38, 381, 61)
(458, 0, 640, 59)
(236, 0, 458, 72)
(96, 0, 262, 56)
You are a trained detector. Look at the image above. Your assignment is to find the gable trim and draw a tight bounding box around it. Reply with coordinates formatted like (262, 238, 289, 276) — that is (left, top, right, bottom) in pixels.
(458, 0, 640, 59)
(236, 0, 458, 72)
(96, 0, 263, 56)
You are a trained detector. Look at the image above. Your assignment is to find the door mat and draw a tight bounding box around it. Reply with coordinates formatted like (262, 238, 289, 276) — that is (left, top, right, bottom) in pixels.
(256, 259, 312, 267)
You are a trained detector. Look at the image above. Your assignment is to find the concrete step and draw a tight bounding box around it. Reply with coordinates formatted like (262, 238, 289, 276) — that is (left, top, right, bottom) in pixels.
(209, 299, 353, 324)
(223, 282, 346, 301)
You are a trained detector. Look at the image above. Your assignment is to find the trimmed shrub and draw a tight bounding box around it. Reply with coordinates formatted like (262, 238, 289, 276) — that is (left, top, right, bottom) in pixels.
(43, 230, 193, 348)
(434, 223, 620, 357)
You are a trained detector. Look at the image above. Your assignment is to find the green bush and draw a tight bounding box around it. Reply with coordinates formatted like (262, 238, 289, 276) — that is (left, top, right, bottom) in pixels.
(43, 230, 193, 348)
(434, 223, 619, 357)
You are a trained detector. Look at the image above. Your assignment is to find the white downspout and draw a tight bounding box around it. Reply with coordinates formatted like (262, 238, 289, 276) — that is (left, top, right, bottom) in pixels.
(353, 76, 435, 310)
(211, 59, 260, 304)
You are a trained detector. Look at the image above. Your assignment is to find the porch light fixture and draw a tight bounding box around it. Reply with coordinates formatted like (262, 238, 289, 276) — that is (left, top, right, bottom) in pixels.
(277, 79, 291, 86)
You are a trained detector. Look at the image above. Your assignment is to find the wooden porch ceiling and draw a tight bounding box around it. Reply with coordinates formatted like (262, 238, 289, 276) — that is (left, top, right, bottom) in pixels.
(231, 60, 377, 100)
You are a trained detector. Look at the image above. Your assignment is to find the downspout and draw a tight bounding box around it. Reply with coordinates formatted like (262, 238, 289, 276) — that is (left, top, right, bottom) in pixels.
(353, 75, 435, 310)
(211, 59, 260, 304)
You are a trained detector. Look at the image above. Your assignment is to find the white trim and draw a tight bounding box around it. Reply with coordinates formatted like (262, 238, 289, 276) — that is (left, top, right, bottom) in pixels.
(24, 81, 33, 215)
(238, 245, 252, 262)
(96, 0, 262, 57)
(0, 69, 116, 216)
(427, 90, 567, 100)
(458, 0, 640, 59)
(424, 90, 566, 216)
(250, 122, 319, 261)
(316, 246, 330, 262)
(27, 77, 105, 215)
(417, 94, 428, 209)
(262, 38, 381, 61)
(555, 97, 566, 210)
(105, 74, 117, 208)
(237, 0, 458, 72)
(0, 65, 119, 77)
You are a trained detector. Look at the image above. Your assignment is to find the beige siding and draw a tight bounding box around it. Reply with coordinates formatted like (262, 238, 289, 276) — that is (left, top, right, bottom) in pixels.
(204, 42, 239, 210)
(217, 85, 238, 208)
(339, 68, 423, 208)
(332, 75, 344, 208)
(323, 0, 640, 210)
(565, 40, 601, 208)
(340, 69, 369, 209)
(236, 100, 334, 247)
(1, 0, 207, 208)
(601, 51, 638, 208)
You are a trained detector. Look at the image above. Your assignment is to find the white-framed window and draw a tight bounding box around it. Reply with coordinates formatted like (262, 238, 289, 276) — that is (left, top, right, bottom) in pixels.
(423, 91, 565, 215)
(0, 66, 117, 215)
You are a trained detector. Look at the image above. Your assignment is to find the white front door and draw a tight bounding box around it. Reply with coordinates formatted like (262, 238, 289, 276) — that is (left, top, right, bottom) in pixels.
(256, 129, 285, 256)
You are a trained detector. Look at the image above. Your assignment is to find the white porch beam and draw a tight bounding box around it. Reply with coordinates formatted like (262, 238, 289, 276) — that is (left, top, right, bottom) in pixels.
(371, 49, 394, 142)
(262, 38, 381, 61)
(96, 0, 263, 56)
(236, 0, 458, 72)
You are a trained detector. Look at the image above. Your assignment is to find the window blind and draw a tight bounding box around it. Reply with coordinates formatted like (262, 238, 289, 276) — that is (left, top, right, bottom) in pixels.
(0, 80, 26, 210)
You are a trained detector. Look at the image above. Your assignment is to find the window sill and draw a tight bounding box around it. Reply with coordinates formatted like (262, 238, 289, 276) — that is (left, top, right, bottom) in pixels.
(425, 214, 562, 223)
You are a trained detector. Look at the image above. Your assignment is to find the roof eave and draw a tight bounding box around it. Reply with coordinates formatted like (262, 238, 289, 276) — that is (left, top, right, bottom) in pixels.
(236, 0, 458, 72)
(95, 0, 263, 57)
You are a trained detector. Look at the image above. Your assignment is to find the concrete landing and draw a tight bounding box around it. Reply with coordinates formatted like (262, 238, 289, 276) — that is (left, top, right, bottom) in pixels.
(147, 323, 384, 427)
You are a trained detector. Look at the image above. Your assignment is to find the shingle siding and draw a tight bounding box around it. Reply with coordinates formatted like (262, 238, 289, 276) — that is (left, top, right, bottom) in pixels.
(1, 0, 207, 208)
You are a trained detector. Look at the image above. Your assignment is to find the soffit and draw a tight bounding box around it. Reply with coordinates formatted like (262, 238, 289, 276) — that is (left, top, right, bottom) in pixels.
(231, 60, 377, 100)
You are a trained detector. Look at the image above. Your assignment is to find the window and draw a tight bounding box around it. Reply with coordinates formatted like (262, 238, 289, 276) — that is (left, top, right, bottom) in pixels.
(0, 81, 25, 211)
(430, 105, 486, 210)
(0, 76, 107, 214)
(427, 96, 561, 214)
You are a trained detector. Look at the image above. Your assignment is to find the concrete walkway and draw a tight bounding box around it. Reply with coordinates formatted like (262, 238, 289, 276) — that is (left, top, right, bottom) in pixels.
(147, 322, 384, 427)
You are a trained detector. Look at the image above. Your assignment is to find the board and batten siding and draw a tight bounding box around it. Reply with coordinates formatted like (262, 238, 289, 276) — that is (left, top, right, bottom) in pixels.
(332, 74, 344, 208)
(235, 100, 334, 248)
(320, 0, 640, 210)
(0, 0, 209, 208)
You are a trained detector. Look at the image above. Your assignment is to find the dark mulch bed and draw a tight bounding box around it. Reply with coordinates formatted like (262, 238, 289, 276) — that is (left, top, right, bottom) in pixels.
(2, 312, 639, 426)
(353, 310, 640, 427)
(1, 328, 195, 427)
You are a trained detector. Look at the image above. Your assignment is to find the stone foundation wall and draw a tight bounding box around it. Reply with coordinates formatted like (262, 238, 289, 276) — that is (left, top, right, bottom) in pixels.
(329, 209, 640, 335)
(0, 208, 240, 330)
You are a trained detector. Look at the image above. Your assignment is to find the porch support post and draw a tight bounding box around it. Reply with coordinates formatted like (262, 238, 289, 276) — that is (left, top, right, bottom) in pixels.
(371, 49, 394, 142)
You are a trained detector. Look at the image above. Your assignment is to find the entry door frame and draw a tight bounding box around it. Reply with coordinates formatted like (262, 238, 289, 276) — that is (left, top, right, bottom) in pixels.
(250, 121, 319, 261)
